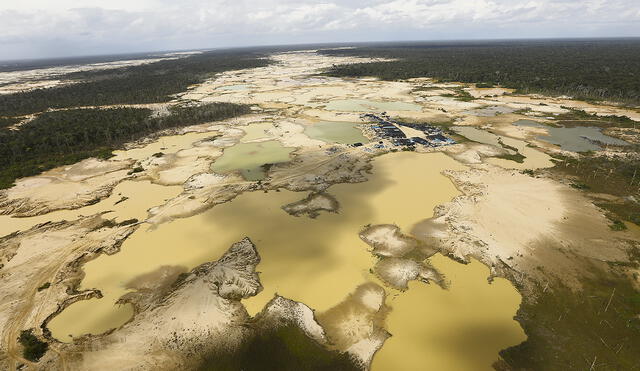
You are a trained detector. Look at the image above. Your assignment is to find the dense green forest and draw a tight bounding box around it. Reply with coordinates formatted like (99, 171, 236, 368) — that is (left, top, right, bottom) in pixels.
(320, 40, 640, 104)
(0, 50, 270, 116)
(0, 103, 250, 188)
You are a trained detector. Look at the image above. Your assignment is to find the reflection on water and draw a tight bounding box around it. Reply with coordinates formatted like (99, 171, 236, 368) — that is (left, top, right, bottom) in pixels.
(324, 99, 422, 112)
(210, 140, 295, 180)
(304, 121, 369, 144)
(372, 254, 526, 371)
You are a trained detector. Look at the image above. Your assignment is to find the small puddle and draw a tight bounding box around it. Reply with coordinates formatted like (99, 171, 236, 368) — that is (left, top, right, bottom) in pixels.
(324, 99, 422, 112)
(372, 254, 526, 371)
(304, 121, 369, 145)
(210, 140, 295, 180)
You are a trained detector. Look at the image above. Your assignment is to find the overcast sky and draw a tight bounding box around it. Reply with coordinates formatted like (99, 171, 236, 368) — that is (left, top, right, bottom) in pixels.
(1, 0, 639, 60)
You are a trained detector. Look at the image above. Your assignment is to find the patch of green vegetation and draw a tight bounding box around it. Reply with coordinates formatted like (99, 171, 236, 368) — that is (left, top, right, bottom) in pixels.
(551, 153, 640, 226)
(556, 108, 640, 129)
(494, 153, 526, 163)
(0, 103, 250, 189)
(198, 324, 357, 371)
(0, 51, 270, 116)
(570, 182, 591, 190)
(18, 329, 48, 362)
(609, 220, 628, 231)
(453, 89, 475, 102)
(412, 85, 442, 92)
(321, 40, 640, 104)
(36, 282, 50, 291)
(128, 166, 144, 175)
(494, 138, 526, 163)
(499, 262, 640, 370)
(440, 89, 475, 101)
(117, 218, 138, 226)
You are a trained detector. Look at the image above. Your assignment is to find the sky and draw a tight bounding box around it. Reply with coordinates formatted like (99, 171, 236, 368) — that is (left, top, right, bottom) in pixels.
(1, 0, 639, 60)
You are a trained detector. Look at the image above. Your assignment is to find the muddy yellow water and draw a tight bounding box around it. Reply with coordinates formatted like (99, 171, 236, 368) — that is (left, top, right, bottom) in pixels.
(210, 140, 295, 180)
(240, 122, 274, 142)
(0, 181, 181, 237)
(372, 254, 526, 371)
(48, 151, 468, 341)
(111, 130, 219, 162)
(304, 121, 368, 145)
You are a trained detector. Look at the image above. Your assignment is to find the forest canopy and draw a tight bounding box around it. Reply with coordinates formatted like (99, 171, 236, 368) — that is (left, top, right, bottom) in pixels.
(0, 50, 269, 187)
(0, 50, 270, 116)
(0, 103, 250, 188)
(320, 39, 640, 104)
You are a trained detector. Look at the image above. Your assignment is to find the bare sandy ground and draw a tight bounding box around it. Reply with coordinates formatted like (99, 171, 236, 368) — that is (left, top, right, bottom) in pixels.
(0, 159, 133, 217)
(413, 165, 636, 289)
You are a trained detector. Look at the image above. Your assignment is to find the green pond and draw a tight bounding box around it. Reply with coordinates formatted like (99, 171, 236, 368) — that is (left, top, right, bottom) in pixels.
(324, 99, 422, 112)
(304, 121, 369, 145)
(513, 120, 629, 152)
(210, 140, 295, 180)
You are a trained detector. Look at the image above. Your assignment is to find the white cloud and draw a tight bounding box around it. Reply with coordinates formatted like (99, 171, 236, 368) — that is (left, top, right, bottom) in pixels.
(0, 0, 638, 59)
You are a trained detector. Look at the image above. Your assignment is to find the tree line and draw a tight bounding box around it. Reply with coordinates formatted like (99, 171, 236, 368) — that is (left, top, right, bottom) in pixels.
(0, 50, 270, 117)
(320, 39, 640, 104)
(0, 103, 250, 188)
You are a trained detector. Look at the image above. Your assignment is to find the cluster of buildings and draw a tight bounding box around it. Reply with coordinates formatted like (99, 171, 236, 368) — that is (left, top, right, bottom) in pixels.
(361, 113, 456, 148)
